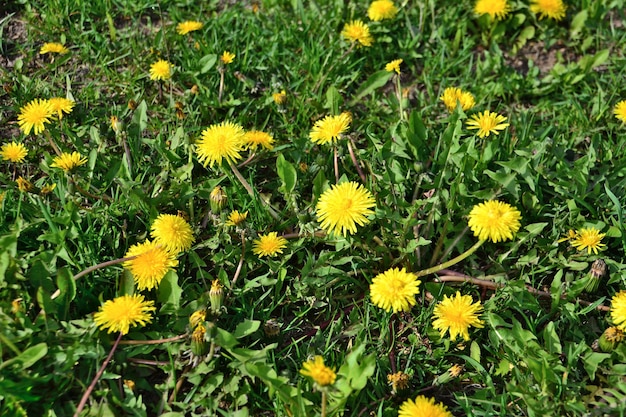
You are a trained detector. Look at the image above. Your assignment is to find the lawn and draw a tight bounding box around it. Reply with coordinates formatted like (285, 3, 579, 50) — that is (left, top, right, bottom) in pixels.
(2, 0, 626, 416)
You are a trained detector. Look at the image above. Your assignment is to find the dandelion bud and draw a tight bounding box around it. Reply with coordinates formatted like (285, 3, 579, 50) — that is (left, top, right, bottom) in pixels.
(110, 115, 123, 134)
(16, 177, 33, 193)
(191, 325, 210, 356)
(599, 326, 624, 352)
(584, 259, 607, 293)
(263, 319, 281, 337)
(124, 379, 136, 391)
(210, 186, 227, 213)
(11, 298, 23, 314)
(209, 279, 224, 315)
(434, 364, 463, 386)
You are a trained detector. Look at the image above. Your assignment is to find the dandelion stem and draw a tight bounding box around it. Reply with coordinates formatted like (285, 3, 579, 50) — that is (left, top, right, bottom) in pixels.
(321, 390, 328, 417)
(50, 256, 137, 301)
(231, 231, 246, 288)
(395, 74, 404, 121)
(44, 130, 62, 156)
(333, 145, 339, 184)
(347, 138, 366, 182)
(118, 333, 187, 345)
(73, 332, 123, 417)
(218, 67, 225, 103)
(415, 239, 485, 278)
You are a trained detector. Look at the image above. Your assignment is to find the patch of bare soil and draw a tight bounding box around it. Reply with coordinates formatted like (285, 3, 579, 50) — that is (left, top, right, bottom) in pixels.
(505, 40, 581, 77)
(0, 13, 28, 71)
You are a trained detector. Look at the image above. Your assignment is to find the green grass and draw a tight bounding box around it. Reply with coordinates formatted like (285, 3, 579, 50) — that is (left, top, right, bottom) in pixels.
(2, 0, 626, 416)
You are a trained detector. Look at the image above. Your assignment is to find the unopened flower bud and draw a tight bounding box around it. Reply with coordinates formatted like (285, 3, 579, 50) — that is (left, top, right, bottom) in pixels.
(210, 186, 227, 213)
(599, 326, 624, 352)
(209, 279, 224, 315)
(584, 259, 607, 293)
(191, 325, 210, 356)
(189, 308, 206, 329)
(263, 319, 281, 337)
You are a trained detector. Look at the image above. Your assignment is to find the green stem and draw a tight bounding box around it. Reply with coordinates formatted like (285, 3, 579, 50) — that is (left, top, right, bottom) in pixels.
(73, 332, 123, 417)
(415, 239, 485, 278)
(321, 390, 327, 417)
(395, 75, 404, 121)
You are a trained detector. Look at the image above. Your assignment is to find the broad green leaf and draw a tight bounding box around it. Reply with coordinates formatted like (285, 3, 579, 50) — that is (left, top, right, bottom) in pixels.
(324, 85, 342, 114)
(0, 343, 48, 371)
(157, 271, 182, 314)
(199, 54, 217, 74)
(131, 100, 148, 132)
(276, 154, 297, 194)
(349, 70, 393, 105)
(233, 319, 261, 338)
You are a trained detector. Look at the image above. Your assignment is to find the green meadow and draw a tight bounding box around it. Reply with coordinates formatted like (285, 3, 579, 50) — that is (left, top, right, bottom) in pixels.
(2, 0, 626, 416)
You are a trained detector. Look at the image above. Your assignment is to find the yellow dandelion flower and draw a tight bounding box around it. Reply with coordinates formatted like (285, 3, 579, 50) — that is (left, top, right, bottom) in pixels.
(474, 0, 510, 20)
(530, 0, 567, 20)
(225, 210, 248, 226)
(221, 51, 235, 65)
(252, 232, 288, 258)
(273, 90, 287, 105)
(48, 97, 75, 119)
(149, 59, 172, 81)
(368, 0, 398, 21)
(604, 326, 625, 343)
(40, 183, 56, 195)
(398, 395, 453, 417)
(16, 176, 33, 192)
(1, 142, 28, 163)
(466, 110, 510, 138)
(571, 227, 606, 255)
(195, 121, 246, 168)
(440, 87, 476, 112)
(341, 20, 374, 47)
(614, 100, 626, 123)
(432, 291, 484, 341)
(124, 240, 179, 290)
(189, 309, 207, 328)
(387, 371, 410, 392)
(244, 130, 275, 151)
(611, 291, 626, 332)
(50, 152, 88, 173)
(467, 200, 522, 243)
(309, 113, 352, 145)
(150, 213, 195, 253)
(110, 115, 123, 134)
(316, 181, 376, 237)
(385, 58, 403, 74)
(17, 98, 54, 135)
(370, 267, 421, 313)
(176, 20, 203, 35)
(300, 356, 336, 386)
(557, 229, 578, 243)
(40, 42, 69, 55)
(93, 294, 155, 335)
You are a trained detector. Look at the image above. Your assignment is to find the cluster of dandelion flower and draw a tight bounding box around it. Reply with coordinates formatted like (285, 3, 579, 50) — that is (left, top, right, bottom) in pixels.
(474, 0, 510, 20)
(17, 98, 54, 135)
(368, 0, 398, 21)
(468, 200, 521, 242)
(560, 227, 607, 255)
(50, 152, 88, 173)
(315, 181, 376, 237)
(244, 130, 275, 151)
(530, 0, 567, 21)
(252, 232, 288, 258)
(398, 395, 452, 417)
(300, 356, 336, 387)
(432, 291, 484, 341)
(370, 267, 421, 313)
(440, 87, 476, 112)
(149, 59, 172, 81)
(309, 112, 352, 145)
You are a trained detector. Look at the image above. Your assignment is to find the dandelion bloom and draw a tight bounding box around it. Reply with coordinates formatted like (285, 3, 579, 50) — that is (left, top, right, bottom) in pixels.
(611, 291, 626, 332)
(149, 59, 172, 81)
(466, 110, 510, 138)
(40, 42, 69, 54)
(316, 181, 376, 237)
(244, 130, 275, 151)
(48, 97, 75, 119)
(468, 200, 522, 242)
(300, 356, 336, 386)
(189, 309, 207, 328)
(40, 183, 56, 194)
(341, 20, 374, 47)
(252, 232, 288, 258)
(370, 268, 421, 313)
(273, 90, 287, 105)
(226, 210, 248, 226)
(1, 142, 28, 163)
(530, 0, 567, 20)
(124, 240, 179, 290)
(614, 100, 626, 123)
(385, 59, 403, 74)
(571, 227, 606, 254)
(93, 294, 156, 335)
(150, 213, 195, 253)
(221, 51, 235, 65)
(309, 113, 352, 145)
(16, 177, 33, 192)
(474, 0, 510, 20)
(387, 371, 410, 391)
(440, 87, 476, 112)
(398, 395, 453, 417)
(367, 0, 398, 21)
(195, 121, 246, 168)
(210, 186, 228, 212)
(432, 291, 484, 341)
(17, 98, 53, 135)
(50, 152, 88, 172)
(176, 20, 203, 35)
